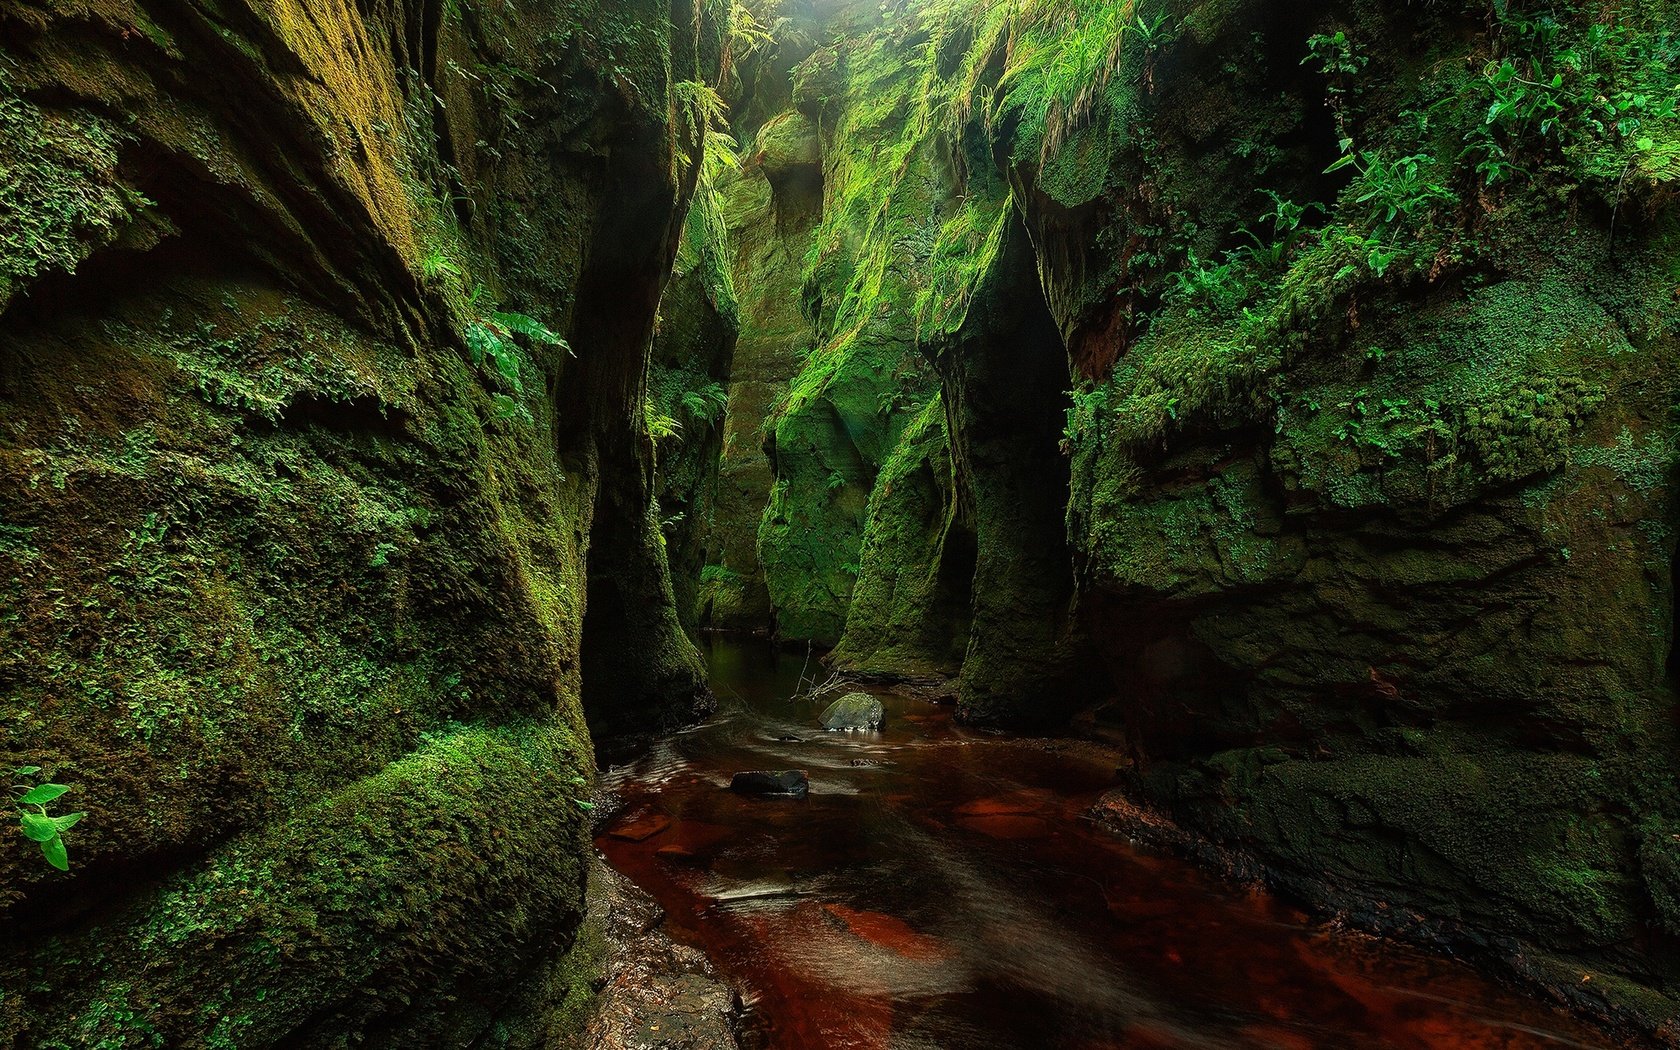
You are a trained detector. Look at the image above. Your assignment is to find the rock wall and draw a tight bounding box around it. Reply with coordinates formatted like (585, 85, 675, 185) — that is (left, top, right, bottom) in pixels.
(0, 0, 722, 1043)
(718, 0, 1680, 1037)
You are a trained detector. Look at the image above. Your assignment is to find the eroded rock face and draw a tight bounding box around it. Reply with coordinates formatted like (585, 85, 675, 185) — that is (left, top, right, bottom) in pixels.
(578, 862, 744, 1050)
(0, 0, 726, 1043)
(727, 0, 1680, 1037)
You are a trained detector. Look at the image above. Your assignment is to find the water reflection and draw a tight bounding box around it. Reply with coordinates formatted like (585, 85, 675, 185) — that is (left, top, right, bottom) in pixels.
(597, 638, 1612, 1050)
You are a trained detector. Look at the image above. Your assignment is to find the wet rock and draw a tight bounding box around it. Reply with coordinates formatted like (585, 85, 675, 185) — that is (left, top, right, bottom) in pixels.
(656, 845, 701, 866)
(820, 692, 884, 731)
(583, 862, 743, 1049)
(729, 770, 809, 799)
(607, 809, 674, 842)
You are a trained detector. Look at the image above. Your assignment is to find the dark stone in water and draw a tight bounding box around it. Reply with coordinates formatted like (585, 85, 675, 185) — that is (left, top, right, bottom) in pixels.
(820, 692, 884, 731)
(730, 770, 809, 799)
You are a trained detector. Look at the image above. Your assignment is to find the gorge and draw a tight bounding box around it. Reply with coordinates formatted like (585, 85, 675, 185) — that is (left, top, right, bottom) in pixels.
(1, 0, 1677, 1046)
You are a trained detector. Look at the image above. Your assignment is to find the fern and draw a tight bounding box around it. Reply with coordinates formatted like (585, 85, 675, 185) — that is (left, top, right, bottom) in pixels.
(489, 310, 565, 348)
(645, 397, 683, 441)
(722, 1, 776, 84)
(680, 382, 729, 426)
(673, 81, 730, 162)
(463, 304, 567, 423)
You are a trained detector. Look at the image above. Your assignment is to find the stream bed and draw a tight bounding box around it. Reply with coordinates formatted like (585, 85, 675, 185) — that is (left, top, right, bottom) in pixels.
(596, 638, 1615, 1050)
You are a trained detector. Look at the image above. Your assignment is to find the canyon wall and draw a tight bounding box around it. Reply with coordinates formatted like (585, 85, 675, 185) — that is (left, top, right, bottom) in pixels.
(0, 0, 723, 1042)
(718, 0, 1680, 1037)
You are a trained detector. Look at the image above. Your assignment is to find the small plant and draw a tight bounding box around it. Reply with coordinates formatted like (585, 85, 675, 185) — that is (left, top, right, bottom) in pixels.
(720, 0, 776, 84)
(462, 289, 567, 424)
(1463, 13, 1678, 189)
(12, 767, 86, 872)
(567, 774, 594, 812)
(1331, 151, 1458, 226)
(1234, 191, 1321, 270)
(680, 382, 729, 427)
(1304, 30, 1370, 142)
(419, 246, 463, 284)
(1062, 383, 1114, 449)
(1172, 247, 1239, 301)
(645, 398, 683, 442)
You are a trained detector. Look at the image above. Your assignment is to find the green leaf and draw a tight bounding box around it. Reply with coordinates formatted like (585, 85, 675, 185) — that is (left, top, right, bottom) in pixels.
(14, 766, 41, 777)
(573, 799, 595, 811)
(52, 811, 87, 834)
(40, 834, 68, 871)
(1636, 137, 1655, 151)
(19, 811, 58, 842)
(490, 311, 563, 347)
(19, 784, 69, 806)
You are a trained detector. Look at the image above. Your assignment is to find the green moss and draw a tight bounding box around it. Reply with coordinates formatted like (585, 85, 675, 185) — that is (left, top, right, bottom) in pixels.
(0, 67, 147, 312)
(831, 396, 971, 677)
(0, 0, 720, 1042)
(12, 721, 593, 1048)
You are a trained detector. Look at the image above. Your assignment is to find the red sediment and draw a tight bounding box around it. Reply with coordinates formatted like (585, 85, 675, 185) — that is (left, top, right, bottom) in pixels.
(821, 903, 954, 963)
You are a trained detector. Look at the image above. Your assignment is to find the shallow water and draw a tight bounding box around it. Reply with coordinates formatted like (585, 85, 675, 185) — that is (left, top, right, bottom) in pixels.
(596, 638, 1614, 1050)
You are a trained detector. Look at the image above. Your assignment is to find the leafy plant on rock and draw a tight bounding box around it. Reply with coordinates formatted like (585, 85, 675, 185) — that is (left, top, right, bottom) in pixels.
(12, 767, 86, 872)
(463, 287, 567, 424)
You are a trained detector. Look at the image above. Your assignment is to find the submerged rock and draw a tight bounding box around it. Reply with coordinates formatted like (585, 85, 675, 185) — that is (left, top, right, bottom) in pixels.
(607, 809, 674, 843)
(729, 770, 810, 799)
(820, 692, 885, 731)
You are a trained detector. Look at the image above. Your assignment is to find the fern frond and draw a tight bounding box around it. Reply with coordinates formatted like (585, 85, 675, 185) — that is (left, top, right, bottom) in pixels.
(489, 310, 566, 348)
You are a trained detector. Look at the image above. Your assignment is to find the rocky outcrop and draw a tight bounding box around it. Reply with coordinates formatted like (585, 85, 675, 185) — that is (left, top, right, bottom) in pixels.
(0, 0, 726, 1043)
(744, 2, 942, 645)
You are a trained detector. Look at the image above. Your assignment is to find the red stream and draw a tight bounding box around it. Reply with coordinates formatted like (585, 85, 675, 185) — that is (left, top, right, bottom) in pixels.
(597, 638, 1616, 1050)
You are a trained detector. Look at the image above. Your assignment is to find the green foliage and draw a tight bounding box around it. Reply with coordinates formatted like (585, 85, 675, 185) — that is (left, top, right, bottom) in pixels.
(1063, 383, 1114, 449)
(1466, 12, 1679, 186)
(680, 382, 729, 427)
(673, 81, 738, 184)
(419, 246, 463, 284)
(11, 766, 86, 872)
(1167, 190, 1327, 316)
(1332, 150, 1459, 230)
(1303, 30, 1369, 141)
(0, 68, 150, 310)
(725, 0, 777, 78)
(671, 77, 742, 317)
(462, 293, 567, 424)
(644, 397, 683, 442)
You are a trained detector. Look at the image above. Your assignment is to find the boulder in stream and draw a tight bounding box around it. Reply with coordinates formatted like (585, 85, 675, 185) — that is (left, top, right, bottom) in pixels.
(729, 770, 810, 799)
(820, 692, 885, 731)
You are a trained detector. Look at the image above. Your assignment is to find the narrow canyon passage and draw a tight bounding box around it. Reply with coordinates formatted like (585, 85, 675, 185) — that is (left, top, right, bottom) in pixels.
(3, 0, 1677, 1044)
(598, 639, 1615, 1050)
